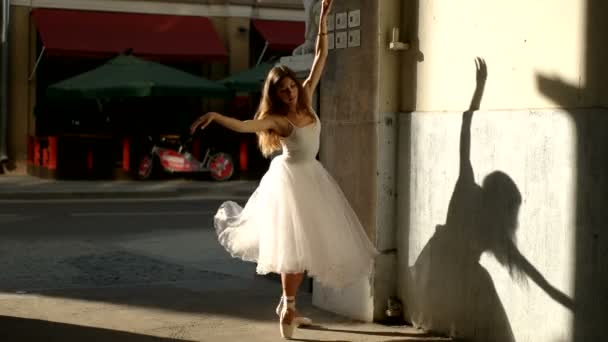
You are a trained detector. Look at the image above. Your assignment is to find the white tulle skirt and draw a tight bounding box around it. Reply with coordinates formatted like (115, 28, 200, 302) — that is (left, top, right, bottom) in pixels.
(214, 155, 378, 289)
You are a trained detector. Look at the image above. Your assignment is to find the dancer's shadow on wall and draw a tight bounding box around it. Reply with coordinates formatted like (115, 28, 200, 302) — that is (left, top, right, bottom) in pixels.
(407, 58, 574, 342)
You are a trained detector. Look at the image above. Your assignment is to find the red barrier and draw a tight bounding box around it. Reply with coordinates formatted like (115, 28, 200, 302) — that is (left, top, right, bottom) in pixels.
(122, 137, 130, 172)
(47, 136, 57, 170)
(87, 149, 94, 170)
(42, 148, 49, 167)
(192, 137, 200, 160)
(239, 140, 248, 172)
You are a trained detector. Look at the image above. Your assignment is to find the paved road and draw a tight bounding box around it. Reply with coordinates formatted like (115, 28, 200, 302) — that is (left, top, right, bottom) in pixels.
(0, 197, 228, 237)
(0, 197, 253, 291)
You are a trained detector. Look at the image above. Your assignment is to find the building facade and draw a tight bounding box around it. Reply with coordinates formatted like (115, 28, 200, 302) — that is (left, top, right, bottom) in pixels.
(314, 1, 607, 341)
(4, 0, 305, 177)
(4, 0, 607, 341)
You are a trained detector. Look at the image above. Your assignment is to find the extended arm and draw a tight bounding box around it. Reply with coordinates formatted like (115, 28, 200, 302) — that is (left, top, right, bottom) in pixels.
(190, 112, 289, 135)
(511, 248, 575, 311)
(303, 0, 332, 99)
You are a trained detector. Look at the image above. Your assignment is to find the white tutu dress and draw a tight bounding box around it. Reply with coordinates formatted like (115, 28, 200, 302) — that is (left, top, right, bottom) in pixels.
(214, 112, 378, 288)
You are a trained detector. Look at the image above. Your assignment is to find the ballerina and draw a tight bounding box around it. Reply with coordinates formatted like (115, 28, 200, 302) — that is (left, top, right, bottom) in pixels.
(190, 0, 377, 338)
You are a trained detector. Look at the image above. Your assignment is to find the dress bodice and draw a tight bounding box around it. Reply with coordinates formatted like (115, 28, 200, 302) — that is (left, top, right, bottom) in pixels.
(280, 113, 321, 162)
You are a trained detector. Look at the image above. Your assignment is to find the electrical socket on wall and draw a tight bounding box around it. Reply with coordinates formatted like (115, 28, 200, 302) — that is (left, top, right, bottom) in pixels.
(328, 32, 335, 49)
(348, 29, 360, 47)
(335, 31, 347, 49)
(335, 12, 347, 30)
(348, 10, 360, 28)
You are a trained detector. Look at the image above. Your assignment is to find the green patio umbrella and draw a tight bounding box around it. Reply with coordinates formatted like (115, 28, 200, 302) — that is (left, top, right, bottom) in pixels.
(220, 62, 274, 93)
(47, 55, 233, 100)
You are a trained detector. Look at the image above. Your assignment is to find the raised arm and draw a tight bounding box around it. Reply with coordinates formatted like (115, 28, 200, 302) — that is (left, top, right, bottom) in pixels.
(459, 58, 487, 180)
(303, 0, 332, 99)
(469, 57, 487, 112)
(190, 112, 289, 135)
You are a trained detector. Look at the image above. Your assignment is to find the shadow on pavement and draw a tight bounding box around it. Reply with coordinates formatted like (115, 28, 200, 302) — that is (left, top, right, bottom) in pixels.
(291, 339, 350, 342)
(301, 325, 439, 338)
(0, 315, 195, 342)
(381, 340, 453, 342)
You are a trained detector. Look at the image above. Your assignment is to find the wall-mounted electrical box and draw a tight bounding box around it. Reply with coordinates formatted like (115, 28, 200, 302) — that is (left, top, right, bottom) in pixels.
(348, 29, 360, 47)
(335, 31, 348, 49)
(335, 12, 348, 30)
(328, 32, 335, 50)
(348, 10, 360, 28)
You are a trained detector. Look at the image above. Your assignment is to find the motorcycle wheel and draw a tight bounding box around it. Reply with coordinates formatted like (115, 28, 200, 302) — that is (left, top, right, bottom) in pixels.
(209, 152, 234, 181)
(138, 155, 155, 180)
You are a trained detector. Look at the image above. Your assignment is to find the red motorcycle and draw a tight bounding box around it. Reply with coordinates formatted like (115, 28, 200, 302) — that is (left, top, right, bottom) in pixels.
(138, 135, 234, 181)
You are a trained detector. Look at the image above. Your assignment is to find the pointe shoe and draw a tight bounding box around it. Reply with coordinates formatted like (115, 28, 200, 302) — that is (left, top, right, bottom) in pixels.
(280, 296, 297, 339)
(276, 296, 313, 326)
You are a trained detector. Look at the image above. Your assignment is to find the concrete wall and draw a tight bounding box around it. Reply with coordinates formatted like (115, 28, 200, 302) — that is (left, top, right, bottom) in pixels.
(372, 0, 403, 321)
(312, 0, 378, 322)
(395, 0, 608, 340)
(7, 5, 35, 167)
(312, 0, 404, 322)
(398, 110, 584, 341)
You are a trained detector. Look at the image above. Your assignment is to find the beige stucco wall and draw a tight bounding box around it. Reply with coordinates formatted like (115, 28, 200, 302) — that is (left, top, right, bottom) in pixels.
(401, 0, 598, 112)
(398, 109, 580, 341)
(395, 0, 608, 341)
(225, 17, 250, 74)
(207, 16, 250, 76)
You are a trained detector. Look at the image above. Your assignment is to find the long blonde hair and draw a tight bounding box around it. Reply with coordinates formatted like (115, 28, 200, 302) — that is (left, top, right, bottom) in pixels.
(254, 65, 313, 157)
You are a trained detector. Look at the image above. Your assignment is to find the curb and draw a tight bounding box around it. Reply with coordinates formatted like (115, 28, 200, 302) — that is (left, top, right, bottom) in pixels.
(0, 189, 255, 201)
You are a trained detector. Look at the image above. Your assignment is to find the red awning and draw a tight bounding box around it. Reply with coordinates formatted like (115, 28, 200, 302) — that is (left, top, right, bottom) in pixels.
(31, 8, 228, 62)
(252, 19, 305, 52)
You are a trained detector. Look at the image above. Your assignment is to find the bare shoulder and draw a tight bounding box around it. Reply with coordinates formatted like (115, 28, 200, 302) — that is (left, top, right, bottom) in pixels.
(265, 113, 287, 124)
(267, 114, 292, 136)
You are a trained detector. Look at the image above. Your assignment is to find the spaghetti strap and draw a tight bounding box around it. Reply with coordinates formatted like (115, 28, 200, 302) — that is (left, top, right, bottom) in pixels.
(284, 111, 317, 129)
(284, 116, 297, 128)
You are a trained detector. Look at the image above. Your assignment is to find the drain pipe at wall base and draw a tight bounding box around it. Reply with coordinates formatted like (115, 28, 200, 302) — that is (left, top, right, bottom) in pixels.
(373, 112, 403, 324)
(0, 0, 10, 166)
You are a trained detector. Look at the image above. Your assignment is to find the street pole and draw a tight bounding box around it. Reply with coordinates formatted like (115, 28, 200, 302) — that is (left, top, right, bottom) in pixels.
(0, 0, 10, 165)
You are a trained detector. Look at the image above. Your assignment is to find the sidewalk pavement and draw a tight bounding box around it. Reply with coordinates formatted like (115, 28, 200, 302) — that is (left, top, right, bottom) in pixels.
(0, 224, 452, 342)
(0, 174, 258, 200)
(0, 285, 449, 342)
